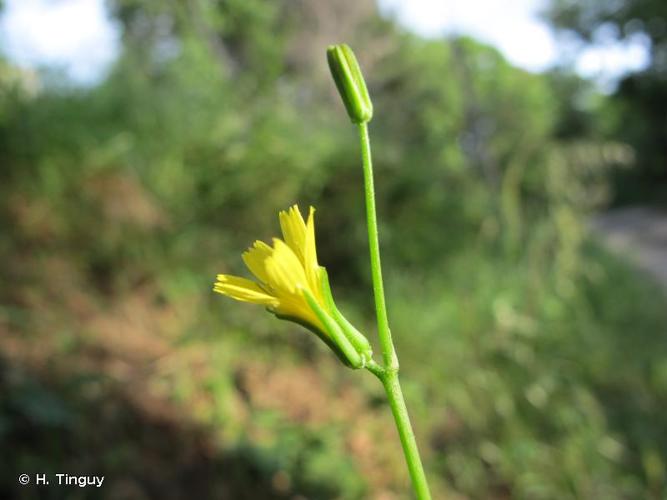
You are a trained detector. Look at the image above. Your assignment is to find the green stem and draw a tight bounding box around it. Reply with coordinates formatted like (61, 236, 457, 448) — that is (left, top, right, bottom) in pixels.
(382, 372, 432, 500)
(358, 122, 432, 500)
(358, 122, 397, 370)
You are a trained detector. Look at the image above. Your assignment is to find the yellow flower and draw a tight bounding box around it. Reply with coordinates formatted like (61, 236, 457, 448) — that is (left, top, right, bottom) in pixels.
(214, 204, 373, 368)
(214, 205, 327, 332)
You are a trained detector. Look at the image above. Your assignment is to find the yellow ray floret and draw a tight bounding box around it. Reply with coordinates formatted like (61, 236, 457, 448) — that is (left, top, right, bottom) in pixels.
(214, 205, 328, 332)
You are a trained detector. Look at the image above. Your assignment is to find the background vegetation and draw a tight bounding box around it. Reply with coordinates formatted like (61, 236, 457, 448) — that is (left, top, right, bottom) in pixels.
(1, 0, 666, 498)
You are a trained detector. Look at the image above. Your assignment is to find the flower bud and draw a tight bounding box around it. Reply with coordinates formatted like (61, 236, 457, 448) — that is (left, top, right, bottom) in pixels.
(327, 44, 373, 124)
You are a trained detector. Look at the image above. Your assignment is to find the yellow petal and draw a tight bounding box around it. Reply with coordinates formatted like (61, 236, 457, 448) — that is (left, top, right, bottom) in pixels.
(265, 238, 308, 295)
(279, 205, 306, 262)
(273, 294, 324, 330)
(242, 240, 273, 284)
(214, 274, 277, 306)
(304, 206, 322, 298)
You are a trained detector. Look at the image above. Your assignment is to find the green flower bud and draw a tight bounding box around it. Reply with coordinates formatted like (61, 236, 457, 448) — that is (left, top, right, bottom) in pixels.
(327, 44, 373, 124)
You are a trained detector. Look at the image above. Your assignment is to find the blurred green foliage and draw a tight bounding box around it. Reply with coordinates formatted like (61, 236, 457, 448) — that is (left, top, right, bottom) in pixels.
(546, 0, 667, 203)
(1, 1, 666, 499)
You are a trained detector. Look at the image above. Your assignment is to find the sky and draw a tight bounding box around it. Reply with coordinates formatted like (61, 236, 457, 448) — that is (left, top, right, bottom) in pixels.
(0, 0, 119, 83)
(0, 0, 651, 87)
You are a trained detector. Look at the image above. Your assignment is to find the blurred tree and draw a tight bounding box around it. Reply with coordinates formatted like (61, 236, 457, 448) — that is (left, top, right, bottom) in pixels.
(546, 68, 603, 140)
(546, 0, 667, 201)
(545, 0, 667, 59)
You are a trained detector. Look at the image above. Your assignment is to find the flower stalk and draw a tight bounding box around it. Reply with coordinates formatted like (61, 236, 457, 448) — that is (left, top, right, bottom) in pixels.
(329, 43, 432, 499)
(214, 42, 433, 500)
(358, 121, 432, 500)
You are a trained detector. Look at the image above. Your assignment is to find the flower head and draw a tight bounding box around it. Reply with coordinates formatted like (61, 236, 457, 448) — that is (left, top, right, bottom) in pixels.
(215, 205, 324, 329)
(214, 205, 372, 367)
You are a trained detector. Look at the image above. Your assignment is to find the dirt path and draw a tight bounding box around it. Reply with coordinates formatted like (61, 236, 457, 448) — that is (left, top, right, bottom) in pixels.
(593, 206, 667, 289)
